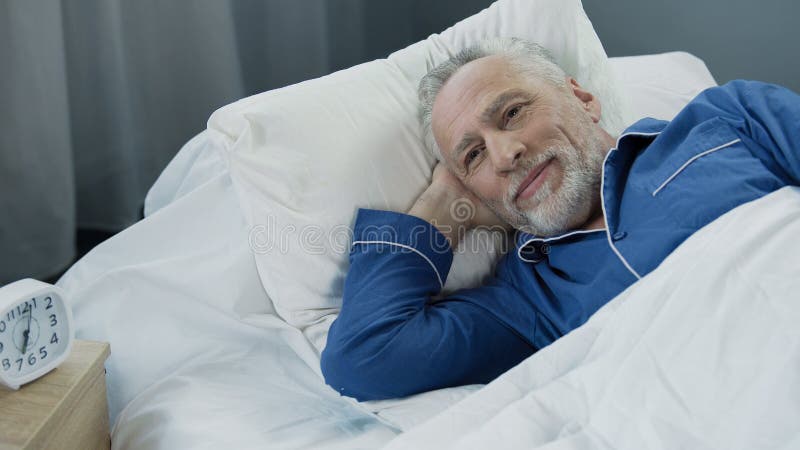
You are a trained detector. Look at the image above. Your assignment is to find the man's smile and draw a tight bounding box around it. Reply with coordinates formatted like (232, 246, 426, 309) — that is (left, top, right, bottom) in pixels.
(514, 158, 553, 203)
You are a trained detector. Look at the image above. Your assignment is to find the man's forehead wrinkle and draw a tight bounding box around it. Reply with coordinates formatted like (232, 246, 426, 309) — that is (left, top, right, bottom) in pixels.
(433, 92, 472, 156)
(433, 82, 482, 158)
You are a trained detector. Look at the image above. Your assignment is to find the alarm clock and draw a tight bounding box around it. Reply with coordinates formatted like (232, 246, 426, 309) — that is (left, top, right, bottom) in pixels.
(0, 279, 74, 390)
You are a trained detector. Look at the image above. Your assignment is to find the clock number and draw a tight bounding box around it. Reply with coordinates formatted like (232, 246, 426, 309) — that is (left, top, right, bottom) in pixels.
(2, 358, 9, 371)
(39, 346, 48, 360)
(49, 314, 57, 327)
(0, 342, 3, 353)
(51, 333, 59, 344)
(23, 299, 35, 312)
(27, 353, 36, 366)
(6, 309, 14, 322)
(45, 297, 53, 310)
(15, 358, 23, 371)
(0, 320, 5, 332)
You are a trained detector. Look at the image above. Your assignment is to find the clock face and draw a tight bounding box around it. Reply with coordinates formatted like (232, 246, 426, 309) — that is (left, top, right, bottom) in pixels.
(0, 293, 70, 381)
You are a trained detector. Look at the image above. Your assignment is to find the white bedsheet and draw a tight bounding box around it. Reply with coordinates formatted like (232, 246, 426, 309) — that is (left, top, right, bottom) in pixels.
(385, 186, 800, 449)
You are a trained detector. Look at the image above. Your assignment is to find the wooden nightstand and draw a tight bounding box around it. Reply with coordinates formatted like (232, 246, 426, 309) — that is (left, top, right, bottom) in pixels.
(0, 340, 111, 450)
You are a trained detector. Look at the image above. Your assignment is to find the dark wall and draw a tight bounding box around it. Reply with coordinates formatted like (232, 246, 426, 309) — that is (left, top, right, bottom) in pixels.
(327, 0, 495, 71)
(329, 0, 799, 93)
(583, 0, 800, 92)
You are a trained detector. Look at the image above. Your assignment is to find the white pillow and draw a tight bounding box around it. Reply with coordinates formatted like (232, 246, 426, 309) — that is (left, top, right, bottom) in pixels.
(207, 0, 629, 351)
(610, 51, 717, 121)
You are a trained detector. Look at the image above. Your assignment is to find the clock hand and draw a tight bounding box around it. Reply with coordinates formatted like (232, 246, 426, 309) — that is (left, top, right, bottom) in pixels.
(22, 306, 32, 354)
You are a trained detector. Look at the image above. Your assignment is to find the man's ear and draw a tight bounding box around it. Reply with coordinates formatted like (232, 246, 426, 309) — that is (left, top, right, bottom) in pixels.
(567, 77, 602, 123)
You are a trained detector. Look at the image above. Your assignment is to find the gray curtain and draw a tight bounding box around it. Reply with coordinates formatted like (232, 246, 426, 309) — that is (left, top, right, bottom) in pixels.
(1, 1, 74, 283)
(0, 0, 492, 284)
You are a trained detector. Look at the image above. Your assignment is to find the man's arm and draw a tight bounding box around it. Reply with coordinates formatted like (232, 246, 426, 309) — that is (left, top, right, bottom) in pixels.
(321, 165, 534, 401)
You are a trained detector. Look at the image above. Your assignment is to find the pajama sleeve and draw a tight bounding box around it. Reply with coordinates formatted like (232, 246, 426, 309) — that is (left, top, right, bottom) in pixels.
(321, 209, 535, 401)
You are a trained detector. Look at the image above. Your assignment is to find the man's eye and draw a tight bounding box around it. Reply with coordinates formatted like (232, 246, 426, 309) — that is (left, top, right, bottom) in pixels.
(465, 147, 482, 167)
(506, 106, 521, 122)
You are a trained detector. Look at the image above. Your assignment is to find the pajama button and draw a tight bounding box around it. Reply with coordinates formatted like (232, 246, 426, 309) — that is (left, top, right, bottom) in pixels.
(612, 231, 627, 241)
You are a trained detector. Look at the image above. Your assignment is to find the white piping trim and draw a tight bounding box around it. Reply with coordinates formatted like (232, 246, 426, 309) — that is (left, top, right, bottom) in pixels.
(600, 144, 642, 280)
(598, 129, 664, 279)
(616, 130, 663, 142)
(522, 228, 605, 244)
(516, 229, 604, 262)
(352, 240, 444, 288)
(651, 138, 742, 196)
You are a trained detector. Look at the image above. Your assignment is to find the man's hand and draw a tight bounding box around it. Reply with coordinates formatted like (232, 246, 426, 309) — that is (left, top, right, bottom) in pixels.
(408, 163, 509, 248)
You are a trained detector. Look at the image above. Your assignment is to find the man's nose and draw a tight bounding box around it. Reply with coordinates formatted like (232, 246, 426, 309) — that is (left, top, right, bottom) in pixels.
(486, 133, 524, 173)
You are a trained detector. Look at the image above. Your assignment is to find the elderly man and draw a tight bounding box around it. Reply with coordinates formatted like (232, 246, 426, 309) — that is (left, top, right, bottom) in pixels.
(321, 38, 800, 401)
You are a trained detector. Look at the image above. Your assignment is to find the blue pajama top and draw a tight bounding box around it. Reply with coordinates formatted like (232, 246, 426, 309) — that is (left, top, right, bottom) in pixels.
(321, 81, 800, 401)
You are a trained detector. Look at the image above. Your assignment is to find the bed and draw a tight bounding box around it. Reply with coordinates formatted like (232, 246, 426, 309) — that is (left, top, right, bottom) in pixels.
(56, 0, 800, 448)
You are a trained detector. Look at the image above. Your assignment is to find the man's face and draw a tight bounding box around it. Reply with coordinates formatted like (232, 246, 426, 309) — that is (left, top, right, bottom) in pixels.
(431, 55, 611, 236)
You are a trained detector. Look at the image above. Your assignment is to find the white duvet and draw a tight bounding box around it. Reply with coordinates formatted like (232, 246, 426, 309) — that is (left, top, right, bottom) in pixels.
(386, 186, 800, 450)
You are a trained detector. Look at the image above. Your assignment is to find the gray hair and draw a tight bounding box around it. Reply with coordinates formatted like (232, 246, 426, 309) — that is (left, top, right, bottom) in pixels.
(418, 37, 567, 160)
